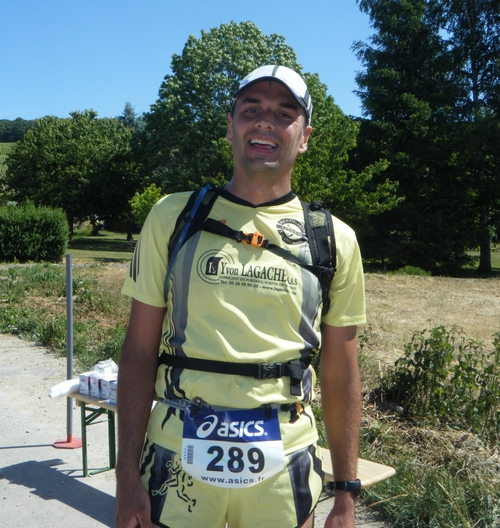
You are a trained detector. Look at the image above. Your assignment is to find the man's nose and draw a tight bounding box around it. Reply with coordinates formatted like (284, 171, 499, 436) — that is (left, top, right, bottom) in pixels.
(255, 111, 276, 129)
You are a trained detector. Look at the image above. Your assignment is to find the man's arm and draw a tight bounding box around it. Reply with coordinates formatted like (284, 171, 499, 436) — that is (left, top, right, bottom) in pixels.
(115, 298, 166, 528)
(320, 324, 361, 528)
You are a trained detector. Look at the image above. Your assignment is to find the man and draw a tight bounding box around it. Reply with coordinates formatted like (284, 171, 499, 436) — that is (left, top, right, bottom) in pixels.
(115, 65, 365, 528)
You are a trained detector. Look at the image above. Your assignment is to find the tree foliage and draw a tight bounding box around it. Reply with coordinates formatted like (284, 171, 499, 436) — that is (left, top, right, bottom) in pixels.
(143, 21, 301, 192)
(119, 102, 145, 132)
(352, 0, 496, 273)
(440, 0, 500, 271)
(293, 72, 399, 226)
(0, 118, 35, 142)
(5, 110, 141, 233)
(129, 183, 162, 225)
(142, 21, 399, 225)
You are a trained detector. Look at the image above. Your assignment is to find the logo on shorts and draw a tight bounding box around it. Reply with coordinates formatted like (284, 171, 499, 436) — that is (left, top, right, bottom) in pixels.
(276, 219, 307, 245)
(151, 459, 197, 512)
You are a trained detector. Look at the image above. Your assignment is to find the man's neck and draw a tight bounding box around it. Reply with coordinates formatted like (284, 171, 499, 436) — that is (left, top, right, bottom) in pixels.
(225, 171, 292, 206)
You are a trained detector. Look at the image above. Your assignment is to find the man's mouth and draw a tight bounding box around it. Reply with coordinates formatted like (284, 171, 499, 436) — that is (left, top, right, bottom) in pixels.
(250, 139, 278, 149)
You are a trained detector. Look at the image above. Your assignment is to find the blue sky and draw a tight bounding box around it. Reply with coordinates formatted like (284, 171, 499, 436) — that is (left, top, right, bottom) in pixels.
(2, 1, 372, 121)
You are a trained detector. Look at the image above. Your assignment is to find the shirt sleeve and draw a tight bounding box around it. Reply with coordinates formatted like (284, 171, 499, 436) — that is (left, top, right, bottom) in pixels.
(121, 194, 183, 307)
(321, 216, 366, 327)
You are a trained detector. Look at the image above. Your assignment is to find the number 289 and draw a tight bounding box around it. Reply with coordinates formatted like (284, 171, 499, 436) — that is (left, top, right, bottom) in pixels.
(207, 446, 264, 474)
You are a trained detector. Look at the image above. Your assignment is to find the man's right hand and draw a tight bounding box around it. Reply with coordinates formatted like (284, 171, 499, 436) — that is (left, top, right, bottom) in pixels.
(115, 299, 166, 527)
(115, 477, 160, 528)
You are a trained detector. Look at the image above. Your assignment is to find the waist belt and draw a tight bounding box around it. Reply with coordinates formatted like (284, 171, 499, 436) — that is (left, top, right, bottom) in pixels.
(158, 397, 306, 423)
(159, 353, 309, 396)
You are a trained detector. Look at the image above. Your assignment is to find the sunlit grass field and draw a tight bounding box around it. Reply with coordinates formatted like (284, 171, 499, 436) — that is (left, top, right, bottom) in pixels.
(68, 229, 136, 261)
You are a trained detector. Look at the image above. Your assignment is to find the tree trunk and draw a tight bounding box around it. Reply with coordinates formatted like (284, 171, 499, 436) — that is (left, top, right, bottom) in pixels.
(126, 219, 133, 242)
(477, 203, 491, 272)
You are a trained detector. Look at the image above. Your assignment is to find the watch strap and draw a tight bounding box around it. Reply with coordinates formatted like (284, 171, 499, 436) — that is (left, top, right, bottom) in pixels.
(333, 479, 362, 496)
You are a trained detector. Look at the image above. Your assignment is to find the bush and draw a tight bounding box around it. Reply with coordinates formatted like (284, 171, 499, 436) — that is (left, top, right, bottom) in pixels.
(360, 326, 500, 527)
(0, 203, 69, 262)
(379, 325, 500, 444)
(393, 266, 431, 276)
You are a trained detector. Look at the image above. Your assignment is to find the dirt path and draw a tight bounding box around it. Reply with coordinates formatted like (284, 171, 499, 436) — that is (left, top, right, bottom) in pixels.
(0, 333, 388, 527)
(0, 334, 116, 527)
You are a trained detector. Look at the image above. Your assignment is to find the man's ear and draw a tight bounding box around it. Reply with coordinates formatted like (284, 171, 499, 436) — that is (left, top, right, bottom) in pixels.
(298, 125, 313, 154)
(226, 113, 233, 144)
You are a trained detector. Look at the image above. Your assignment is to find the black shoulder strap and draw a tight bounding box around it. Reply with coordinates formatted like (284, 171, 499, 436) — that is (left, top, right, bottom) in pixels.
(196, 197, 337, 315)
(162, 190, 337, 395)
(301, 200, 336, 315)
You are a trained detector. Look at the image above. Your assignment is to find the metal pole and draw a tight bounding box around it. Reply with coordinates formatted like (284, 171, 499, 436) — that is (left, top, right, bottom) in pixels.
(66, 253, 73, 438)
(53, 254, 81, 449)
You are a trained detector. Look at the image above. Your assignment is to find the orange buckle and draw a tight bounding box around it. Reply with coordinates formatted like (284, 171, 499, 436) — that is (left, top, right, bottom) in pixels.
(243, 231, 265, 247)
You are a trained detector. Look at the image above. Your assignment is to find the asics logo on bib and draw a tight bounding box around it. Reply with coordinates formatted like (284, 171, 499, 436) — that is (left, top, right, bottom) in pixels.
(196, 414, 265, 439)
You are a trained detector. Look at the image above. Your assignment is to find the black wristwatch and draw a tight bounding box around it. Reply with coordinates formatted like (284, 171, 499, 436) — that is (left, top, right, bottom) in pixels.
(333, 479, 362, 496)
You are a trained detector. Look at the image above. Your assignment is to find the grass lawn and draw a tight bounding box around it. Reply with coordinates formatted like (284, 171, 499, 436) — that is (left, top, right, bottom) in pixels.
(68, 230, 136, 261)
(467, 247, 500, 271)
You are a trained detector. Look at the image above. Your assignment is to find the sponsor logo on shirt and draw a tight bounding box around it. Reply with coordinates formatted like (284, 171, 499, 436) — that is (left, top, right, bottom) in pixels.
(276, 218, 307, 245)
(196, 249, 297, 289)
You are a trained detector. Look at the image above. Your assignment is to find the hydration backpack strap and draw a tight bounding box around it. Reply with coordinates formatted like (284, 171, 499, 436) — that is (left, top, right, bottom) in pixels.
(301, 201, 336, 315)
(164, 184, 221, 301)
(202, 201, 337, 315)
(160, 353, 307, 396)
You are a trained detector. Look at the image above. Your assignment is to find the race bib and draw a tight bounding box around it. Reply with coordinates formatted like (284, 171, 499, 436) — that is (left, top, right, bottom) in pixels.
(181, 406, 285, 488)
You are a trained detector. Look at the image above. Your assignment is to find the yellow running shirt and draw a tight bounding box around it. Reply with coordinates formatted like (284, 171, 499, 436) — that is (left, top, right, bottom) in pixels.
(122, 189, 366, 454)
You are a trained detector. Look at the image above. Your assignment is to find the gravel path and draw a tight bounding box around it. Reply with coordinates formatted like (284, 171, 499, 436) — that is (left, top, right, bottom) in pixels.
(0, 333, 387, 527)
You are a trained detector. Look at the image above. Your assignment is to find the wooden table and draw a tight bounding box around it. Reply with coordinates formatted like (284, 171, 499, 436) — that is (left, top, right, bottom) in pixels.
(320, 447, 395, 488)
(69, 392, 116, 477)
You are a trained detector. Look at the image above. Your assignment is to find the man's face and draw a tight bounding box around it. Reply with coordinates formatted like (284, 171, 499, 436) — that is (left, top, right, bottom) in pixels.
(226, 80, 312, 178)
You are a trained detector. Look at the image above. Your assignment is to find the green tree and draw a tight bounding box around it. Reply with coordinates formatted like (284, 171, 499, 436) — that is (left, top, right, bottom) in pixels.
(0, 118, 35, 142)
(143, 21, 300, 192)
(441, 0, 500, 272)
(5, 110, 141, 234)
(293, 72, 398, 227)
(119, 102, 145, 132)
(142, 21, 398, 225)
(353, 0, 478, 272)
(129, 183, 162, 225)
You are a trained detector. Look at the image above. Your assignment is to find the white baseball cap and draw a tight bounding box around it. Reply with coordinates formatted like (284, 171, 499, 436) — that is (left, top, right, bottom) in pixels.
(232, 65, 313, 123)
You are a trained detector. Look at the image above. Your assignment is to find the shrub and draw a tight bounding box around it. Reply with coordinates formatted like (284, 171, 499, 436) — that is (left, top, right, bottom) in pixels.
(129, 183, 162, 225)
(0, 203, 69, 262)
(379, 325, 500, 444)
(393, 266, 431, 276)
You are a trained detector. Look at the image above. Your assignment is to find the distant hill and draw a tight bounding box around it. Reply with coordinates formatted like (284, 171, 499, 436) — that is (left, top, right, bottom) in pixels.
(0, 118, 35, 142)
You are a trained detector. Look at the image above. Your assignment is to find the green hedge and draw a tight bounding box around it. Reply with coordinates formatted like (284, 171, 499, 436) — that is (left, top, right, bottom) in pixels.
(0, 204, 69, 262)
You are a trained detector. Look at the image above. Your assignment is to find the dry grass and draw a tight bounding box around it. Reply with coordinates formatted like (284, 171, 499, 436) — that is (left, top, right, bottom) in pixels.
(355, 273, 500, 526)
(362, 273, 500, 365)
(67, 266, 499, 358)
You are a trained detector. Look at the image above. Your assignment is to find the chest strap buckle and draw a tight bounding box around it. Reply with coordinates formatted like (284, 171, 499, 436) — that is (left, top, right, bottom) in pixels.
(254, 363, 285, 379)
